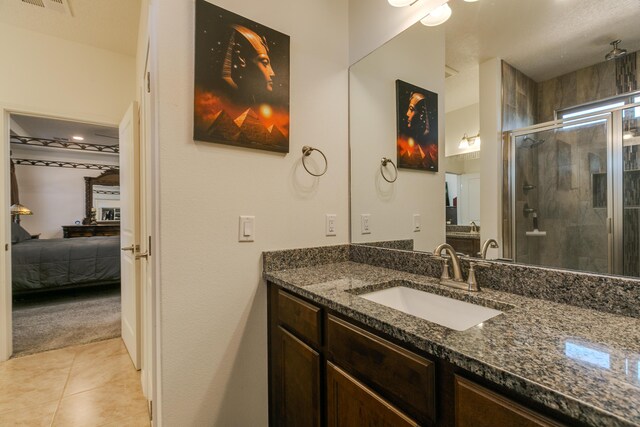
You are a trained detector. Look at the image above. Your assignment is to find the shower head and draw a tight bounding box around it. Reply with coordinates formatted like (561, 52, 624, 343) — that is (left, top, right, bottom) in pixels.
(521, 136, 546, 148)
(605, 40, 627, 61)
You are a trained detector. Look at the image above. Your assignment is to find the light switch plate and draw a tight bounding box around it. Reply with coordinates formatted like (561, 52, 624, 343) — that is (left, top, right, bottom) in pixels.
(239, 216, 255, 242)
(326, 214, 336, 236)
(413, 214, 421, 232)
(361, 214, 371, 234)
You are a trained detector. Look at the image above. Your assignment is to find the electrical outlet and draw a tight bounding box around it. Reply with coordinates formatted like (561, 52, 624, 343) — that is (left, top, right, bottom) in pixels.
(413, 214, 421, 232)
(326, 214, 337, 236)
(361, 214, 371, 234)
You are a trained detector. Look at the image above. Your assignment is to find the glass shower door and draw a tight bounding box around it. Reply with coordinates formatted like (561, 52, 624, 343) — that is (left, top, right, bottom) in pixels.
(622, 105, 640, 276)
(512, 116, 611, 274)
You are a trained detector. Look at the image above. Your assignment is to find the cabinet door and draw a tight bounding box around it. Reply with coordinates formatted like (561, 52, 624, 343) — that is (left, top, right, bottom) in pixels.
(275, 327, 321, 427)
(455, 376, 563, 427)
(327, 362, 419, 427)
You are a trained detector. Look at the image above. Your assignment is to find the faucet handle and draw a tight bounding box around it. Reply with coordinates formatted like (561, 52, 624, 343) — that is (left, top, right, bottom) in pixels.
(466, 261, 490, 292)
(440, 258, 451, 281)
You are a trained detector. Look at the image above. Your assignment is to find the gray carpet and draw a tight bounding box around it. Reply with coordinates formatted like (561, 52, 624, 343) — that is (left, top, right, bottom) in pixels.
(12, 285, 121, 357)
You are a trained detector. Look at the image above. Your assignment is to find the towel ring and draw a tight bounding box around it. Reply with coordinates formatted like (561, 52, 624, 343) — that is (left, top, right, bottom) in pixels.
(302, 146, 328, 177)
(380, 157, 398, 183)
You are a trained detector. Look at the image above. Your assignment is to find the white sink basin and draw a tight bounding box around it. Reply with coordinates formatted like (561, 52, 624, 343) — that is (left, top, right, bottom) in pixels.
(360, 286, 503, 331)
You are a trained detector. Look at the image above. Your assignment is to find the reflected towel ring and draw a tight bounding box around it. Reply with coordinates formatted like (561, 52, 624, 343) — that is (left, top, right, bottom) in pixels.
(302, 145, 328, 177)
(380, 157, 398, 183)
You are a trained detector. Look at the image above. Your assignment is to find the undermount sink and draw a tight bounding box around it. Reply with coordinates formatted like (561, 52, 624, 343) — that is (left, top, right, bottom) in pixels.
(360, 286, 503, 331)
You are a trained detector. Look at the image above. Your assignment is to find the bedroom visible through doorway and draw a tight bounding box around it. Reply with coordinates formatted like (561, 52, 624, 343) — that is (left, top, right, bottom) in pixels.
(8, 113, 122, 357)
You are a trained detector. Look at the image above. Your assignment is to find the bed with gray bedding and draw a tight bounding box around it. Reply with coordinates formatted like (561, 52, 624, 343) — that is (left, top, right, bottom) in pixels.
(12, 236, 121, 293)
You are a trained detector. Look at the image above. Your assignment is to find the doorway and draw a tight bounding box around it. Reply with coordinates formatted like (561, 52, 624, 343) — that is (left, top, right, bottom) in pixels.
(8, 113, 122, 357)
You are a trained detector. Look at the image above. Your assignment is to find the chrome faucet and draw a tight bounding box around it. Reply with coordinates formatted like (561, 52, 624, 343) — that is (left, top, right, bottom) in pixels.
(470, 221, 479, 233)
(480, 239, 499, 259)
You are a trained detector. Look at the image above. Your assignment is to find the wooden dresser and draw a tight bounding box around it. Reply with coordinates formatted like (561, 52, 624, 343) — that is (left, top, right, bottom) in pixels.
(62, 224, 120, 238)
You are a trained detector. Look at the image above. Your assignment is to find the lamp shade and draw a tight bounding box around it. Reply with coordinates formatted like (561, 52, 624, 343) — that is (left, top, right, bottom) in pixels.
(421, 3, 452, 26)
(10, 203, 33, 216)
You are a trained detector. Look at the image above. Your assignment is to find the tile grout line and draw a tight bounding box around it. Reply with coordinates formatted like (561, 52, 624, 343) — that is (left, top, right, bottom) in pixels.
(49, 348, 79, 427)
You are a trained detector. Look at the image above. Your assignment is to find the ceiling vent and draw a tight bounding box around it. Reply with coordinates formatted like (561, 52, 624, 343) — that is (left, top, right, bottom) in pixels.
(20, 0, 73, 16)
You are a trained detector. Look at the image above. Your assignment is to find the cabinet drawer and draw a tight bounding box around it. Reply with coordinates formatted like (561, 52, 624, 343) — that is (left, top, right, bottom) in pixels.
(277, 290, 322, 348)
(327, 315, 436, 425)
(455, 375, 564, 427)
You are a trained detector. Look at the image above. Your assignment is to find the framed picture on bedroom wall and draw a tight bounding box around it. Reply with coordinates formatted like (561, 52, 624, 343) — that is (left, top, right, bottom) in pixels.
(395, 79, 438, 171)
(193, 0, 290, 153)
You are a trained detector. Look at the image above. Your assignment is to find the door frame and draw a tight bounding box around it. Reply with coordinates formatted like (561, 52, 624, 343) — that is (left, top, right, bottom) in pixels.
(0, 104, 123, 361)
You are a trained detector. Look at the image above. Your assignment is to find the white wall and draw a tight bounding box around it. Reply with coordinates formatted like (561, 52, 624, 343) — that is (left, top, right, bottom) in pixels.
(349, 0, 453, 65)
(350, 24, 445, 252)
(15, 166, 102, 238)
(0, 23, 135, 124)
(479, 58, 502, 257)
(445, 103, 480, 157)
(154, 0, 348, 425)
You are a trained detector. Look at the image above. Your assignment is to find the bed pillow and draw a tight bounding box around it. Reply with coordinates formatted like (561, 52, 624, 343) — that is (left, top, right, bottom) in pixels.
(11, 222, 32, 243)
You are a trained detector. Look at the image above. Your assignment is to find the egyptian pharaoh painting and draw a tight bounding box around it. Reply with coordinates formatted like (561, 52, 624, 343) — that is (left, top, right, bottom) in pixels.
(395, 80, 438, 171)
(194, 0, 290, 153)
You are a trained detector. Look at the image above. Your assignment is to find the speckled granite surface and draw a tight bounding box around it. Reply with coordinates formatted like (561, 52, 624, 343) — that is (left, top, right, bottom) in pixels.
(263, 245, 640, 427)
(446, 231, 481, 240)
(349, 244, 640, 319)
(446, 225, 479, 233)
(353, 239, 414, 251)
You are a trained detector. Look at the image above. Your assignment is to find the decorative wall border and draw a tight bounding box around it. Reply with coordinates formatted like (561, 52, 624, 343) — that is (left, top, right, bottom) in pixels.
(12, 158, 118, 171)
(10, 135, 119, 154)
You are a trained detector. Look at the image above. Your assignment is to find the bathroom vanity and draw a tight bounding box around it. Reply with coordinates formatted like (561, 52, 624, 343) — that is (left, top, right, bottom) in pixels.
(264, 245, 640, 427)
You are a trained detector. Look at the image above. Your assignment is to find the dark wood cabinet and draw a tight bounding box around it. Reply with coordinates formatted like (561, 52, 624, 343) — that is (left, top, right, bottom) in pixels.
(276, 327, 321, 427)
(327, 362, 419, 427)
(446, 236, 480, 257)
(62, 224, 120, 238)
(454, 376, 563, 427)
(327, 315, 435, 425)
(268, 283, 570, 427)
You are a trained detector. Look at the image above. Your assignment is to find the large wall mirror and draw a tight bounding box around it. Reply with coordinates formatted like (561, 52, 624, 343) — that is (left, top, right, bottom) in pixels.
(349, 0, 640, 277)
(85, 170, 120, 223)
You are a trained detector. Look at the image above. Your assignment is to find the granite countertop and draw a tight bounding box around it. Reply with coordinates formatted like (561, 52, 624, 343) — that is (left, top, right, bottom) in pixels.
(264, 261, 640, 427)
(446, 231, 481, 240)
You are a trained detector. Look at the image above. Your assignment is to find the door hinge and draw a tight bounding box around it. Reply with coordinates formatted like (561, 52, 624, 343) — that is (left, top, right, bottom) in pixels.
(146, 72, 151, 93)
(4, 243, 8, 251)
(148, 235, 152, 257)
(149, 400, 153, 421)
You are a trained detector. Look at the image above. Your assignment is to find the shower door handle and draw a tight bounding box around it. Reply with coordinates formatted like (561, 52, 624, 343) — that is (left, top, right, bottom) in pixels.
(607, 218, 612, 234)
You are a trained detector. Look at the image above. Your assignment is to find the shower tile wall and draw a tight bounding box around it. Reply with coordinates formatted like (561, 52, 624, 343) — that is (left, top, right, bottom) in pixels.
(537, 52, 639, 122)
(502, 61, 537, 261)
(518, 125, 609, 273)
(503, 53, 639, 272)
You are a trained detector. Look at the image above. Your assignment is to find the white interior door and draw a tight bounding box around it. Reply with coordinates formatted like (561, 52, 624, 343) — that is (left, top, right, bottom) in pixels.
(120, 101, 141, 369)
(459, 173, 481, 225)
(140, 44, 155, 401)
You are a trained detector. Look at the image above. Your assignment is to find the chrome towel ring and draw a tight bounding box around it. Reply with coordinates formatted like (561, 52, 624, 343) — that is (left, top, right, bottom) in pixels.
(302, 146, 328, 177)
(380, 157, 398, 183)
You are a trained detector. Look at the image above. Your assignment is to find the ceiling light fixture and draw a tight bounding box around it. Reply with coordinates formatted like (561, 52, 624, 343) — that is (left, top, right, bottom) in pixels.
(420, 3, 452, 26)
(388, 0, 418, 6)
(72, 136, 84, 141)
(387, 0, 478, 27)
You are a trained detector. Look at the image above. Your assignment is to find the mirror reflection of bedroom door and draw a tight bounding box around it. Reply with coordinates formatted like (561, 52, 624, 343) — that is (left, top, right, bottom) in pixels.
(120, 101, 141, 369)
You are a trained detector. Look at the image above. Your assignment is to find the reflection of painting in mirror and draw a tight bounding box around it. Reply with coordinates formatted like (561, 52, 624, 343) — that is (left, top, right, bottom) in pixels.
(396, 79, 438, 171)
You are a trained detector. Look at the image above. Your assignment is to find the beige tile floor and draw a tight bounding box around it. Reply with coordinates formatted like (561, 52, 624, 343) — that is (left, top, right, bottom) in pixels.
(0, 338, 150, 427)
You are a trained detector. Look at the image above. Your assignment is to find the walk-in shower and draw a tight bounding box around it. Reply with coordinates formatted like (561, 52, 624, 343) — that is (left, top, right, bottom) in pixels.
(506, 97, 640, 276)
